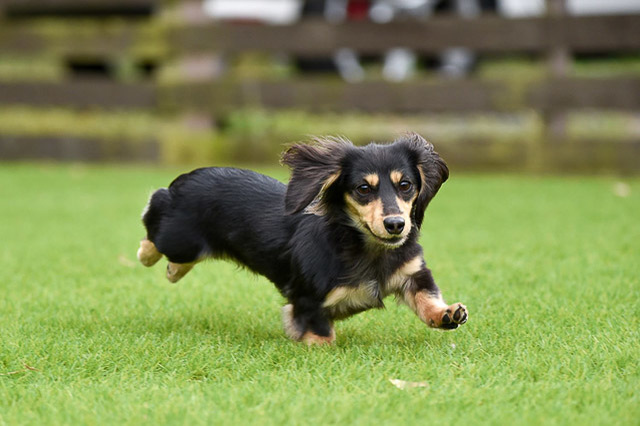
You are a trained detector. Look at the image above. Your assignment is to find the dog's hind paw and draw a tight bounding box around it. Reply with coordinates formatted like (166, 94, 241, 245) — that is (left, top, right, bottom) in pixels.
(282, 304, 336, 345)
(436, 303, 468, 330)
(137, 239, 162, 267)
(166, 262, 194, 283)
(301, 331, 335, 346)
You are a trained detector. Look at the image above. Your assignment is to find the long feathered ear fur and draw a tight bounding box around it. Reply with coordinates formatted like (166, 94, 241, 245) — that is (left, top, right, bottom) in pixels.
(281, 137, 353, 215)
(400, 133, 449, 229)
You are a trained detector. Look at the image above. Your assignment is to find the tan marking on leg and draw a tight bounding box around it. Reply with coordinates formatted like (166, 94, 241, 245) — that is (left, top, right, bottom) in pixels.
(409, 291, 468, 329)
(390, 170, 403, 185)
(413, 291, 449, 326)
(282, 304, 336, 344)
(166, 261, 195, 283)
(385, 256, 424, 294)
(301, 329, 335, 346)
(364, 173, 379, 187)
(137, 239, 162, 267)
(400, 256, 424, 277)
(282, 304, 303, 340)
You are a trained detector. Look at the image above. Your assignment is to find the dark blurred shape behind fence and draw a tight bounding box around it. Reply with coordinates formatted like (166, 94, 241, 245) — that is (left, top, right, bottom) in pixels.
(0, 0, 639, 172)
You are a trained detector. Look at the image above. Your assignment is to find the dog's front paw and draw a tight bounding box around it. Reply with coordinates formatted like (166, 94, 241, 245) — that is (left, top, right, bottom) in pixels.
(414, 292, 468, 331)
(433, 303, 468, 330)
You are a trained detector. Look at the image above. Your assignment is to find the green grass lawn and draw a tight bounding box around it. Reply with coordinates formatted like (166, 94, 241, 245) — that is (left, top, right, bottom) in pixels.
(1, 164, 638, 425)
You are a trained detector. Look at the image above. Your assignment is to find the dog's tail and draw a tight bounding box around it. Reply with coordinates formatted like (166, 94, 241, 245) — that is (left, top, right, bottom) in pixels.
(141, 188, 171, 241)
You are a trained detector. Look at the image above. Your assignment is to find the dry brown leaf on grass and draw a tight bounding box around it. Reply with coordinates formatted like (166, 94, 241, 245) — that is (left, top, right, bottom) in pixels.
(0, 363, 40, 376)
(0, 370, 23, 376)
(389, 378, 428, 390)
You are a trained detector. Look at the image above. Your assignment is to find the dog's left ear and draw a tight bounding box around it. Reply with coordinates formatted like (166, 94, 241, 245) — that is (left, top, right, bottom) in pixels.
(402, 133, 449, 229)
(281, 138, 351, 214)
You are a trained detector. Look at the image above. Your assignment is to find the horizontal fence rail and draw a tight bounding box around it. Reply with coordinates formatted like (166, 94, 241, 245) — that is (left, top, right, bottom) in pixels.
(1, 15, 640, 56)
(0, 81, 156, 108)
(2, 78, 638, 113)
(0, 134, 159, 162)
(173, 15, 640, 55)
(0, 0, 157, 16)
(162, 77, 640, 114)
(0, 21, 165, 57)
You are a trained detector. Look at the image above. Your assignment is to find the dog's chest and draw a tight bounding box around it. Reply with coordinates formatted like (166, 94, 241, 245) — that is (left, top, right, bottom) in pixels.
(321, 252, 423, 319)
(323, 280, 381, 316)
(322, 274, 410, 319)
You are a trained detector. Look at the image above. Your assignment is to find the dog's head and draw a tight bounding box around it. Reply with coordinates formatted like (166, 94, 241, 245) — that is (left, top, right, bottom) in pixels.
(282, 133, 448, 248)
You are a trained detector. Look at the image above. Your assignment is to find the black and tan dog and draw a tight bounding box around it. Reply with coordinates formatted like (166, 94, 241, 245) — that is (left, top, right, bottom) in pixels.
(137, 133, 467, 344)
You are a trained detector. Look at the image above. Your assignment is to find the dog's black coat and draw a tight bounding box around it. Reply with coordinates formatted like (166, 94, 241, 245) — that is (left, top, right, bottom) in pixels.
(141, 134, 459, 340)
(146, 168, 293, 281)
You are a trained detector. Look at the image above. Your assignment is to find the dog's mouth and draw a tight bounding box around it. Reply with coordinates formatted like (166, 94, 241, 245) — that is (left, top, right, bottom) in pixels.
(374, 235, 405, 247)
(364, 225, 406, 248)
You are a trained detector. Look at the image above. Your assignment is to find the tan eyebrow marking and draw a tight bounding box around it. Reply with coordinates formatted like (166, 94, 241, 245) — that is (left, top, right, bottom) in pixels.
(390, 170, 403, 185)
(363, 173, 379, 187)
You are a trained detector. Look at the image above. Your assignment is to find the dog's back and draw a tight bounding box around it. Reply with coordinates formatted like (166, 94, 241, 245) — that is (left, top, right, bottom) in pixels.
(141, 167, 293, 281)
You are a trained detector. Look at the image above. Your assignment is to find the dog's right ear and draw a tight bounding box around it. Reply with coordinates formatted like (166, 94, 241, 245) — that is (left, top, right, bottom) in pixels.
(401, 133, 449, 229)
(281, 137, 351, 214)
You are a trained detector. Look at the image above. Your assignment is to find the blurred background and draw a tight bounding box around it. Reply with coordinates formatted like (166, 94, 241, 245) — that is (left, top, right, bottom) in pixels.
(0, 0, 638, 173)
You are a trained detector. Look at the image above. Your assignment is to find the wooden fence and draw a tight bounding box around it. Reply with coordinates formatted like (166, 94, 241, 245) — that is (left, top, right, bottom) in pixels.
(0, 0, 639, 171)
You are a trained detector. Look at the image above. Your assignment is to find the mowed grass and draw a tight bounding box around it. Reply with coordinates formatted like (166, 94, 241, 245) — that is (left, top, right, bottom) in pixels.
(0, 164, 638, 425)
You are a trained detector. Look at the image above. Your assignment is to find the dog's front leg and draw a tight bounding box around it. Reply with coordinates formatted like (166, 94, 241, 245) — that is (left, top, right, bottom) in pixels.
(403, 267, 468, 330)
(282, 299, 335, 345)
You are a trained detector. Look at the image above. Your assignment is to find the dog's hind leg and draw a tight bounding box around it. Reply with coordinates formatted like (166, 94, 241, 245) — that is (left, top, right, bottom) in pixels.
(137, 239, 162, 267)
(166, 261, 196, 283)
(282, 303, 335, 345)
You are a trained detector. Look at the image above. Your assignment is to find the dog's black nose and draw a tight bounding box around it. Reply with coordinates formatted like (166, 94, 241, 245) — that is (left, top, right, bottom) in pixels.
(383, 217, 405, 235)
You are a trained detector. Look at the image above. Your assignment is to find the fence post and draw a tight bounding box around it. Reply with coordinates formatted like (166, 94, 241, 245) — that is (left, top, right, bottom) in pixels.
(544, 0, 570, 141)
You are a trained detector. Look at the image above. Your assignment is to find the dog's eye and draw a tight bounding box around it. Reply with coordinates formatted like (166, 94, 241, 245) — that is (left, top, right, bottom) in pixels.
(399, 181, 413, 192)
(356, 184, 372, 195)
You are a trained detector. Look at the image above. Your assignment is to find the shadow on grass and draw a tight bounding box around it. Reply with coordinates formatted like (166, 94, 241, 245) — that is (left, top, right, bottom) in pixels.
(40, 297, 464, 354)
